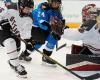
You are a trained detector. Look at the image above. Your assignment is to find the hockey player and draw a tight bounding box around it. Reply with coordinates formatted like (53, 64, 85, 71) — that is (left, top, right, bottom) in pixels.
(62, 4, 100, 55)
(19, 0, 65, 66)
(4, 0, 21, 53)
(0, 0, 34, 77)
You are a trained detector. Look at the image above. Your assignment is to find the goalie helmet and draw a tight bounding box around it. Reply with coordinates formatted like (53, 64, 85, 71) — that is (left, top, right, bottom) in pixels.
(82, 4, 98, 22)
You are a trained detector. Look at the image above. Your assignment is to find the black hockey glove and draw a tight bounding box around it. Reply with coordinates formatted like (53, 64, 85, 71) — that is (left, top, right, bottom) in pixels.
(25, 38, 35, 51)
(51, 32, 61, 40)
(0, 19, 11, 31)
(26, 42, 34, 51)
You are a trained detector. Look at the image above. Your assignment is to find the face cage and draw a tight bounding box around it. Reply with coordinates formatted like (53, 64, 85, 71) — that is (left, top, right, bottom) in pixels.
(19, 7, 33, 17)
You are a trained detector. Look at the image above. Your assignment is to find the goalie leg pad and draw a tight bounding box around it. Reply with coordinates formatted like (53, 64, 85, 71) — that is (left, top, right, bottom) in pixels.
(71, 44, 93, 55)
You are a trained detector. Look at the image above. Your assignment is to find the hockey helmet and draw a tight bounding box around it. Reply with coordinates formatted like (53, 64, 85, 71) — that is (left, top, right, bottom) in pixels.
(41, 2, 50, 10)
(82, 4, 98, 22)
(18, 0, 34, 8)
(18, 0, 34, 17)
(47, 0, 62, 10)
(47, 0, 61, 4)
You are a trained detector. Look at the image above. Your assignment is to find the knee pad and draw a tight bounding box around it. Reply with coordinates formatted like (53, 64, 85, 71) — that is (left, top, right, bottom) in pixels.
(3, 38, 17, 53)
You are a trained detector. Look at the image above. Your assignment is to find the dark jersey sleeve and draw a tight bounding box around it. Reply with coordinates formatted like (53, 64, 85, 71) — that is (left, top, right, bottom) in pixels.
(0, 19, 11, 31)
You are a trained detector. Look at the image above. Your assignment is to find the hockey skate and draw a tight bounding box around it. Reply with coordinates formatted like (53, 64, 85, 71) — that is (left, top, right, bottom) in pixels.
(19, 50, 32, 62)
(8, 60, 27, 78)
(42, 56, 57, 67)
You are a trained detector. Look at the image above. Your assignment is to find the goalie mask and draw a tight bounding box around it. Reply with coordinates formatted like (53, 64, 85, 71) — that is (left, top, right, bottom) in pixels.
(78, 4, 100, 33)
(18, 0, 34, 17)
(82, 4, 98, 23)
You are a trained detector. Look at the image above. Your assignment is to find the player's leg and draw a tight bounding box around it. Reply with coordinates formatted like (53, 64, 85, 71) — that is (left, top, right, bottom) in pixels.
(42, 34, 57, 66)
(19, 27, 49, 62)
(19, 38, 34, 62)
(3, 38, 27, 77)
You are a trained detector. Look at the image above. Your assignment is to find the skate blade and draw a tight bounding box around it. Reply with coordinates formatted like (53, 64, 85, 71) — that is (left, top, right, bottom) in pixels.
(17, 74, 28, 79)
(42, 61, 57, 67)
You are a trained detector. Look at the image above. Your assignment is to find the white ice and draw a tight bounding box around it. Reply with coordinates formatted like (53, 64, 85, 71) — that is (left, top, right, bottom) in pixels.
(0, 0, 100, 80)
(0, 38, 100, 80)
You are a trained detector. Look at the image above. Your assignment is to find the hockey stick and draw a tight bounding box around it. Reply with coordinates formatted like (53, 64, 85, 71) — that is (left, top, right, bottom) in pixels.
(16, 36, 100, 80)
(34, 48, 100, 80)
(56, 42, 66, 51)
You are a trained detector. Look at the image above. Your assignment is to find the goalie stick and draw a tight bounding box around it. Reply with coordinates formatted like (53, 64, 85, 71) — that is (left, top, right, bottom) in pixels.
(16, 36, 100, 80)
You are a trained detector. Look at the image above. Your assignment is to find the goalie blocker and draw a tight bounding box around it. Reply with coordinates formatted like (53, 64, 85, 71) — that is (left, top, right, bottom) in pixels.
(66, 44, 100, 71)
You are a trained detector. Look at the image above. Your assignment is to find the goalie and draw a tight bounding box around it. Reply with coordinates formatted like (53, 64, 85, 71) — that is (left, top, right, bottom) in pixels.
(62, 4, 100, 55)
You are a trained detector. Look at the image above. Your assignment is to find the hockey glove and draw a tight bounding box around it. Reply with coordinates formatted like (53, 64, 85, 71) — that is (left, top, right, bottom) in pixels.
(0, 19, 11, 31)
(25, 38, 35, 51)
(26, 42, 34, 51)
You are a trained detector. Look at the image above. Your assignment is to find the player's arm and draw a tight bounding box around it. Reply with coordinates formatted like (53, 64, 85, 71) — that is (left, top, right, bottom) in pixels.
(0, 19, 11, 31)
(37, 3, 51, 31)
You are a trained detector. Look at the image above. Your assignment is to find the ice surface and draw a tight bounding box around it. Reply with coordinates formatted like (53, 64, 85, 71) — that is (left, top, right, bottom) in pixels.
(0, 38, 100, 80)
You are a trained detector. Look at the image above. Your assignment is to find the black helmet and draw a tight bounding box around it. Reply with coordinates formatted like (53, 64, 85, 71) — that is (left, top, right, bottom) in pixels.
(18, 0, 34, 8)
(47, 0, 61, 4)
(18, 0, 34, 17)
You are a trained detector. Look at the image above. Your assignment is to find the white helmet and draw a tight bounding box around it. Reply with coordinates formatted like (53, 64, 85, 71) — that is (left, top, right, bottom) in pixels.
(82, 4, 98, 22)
